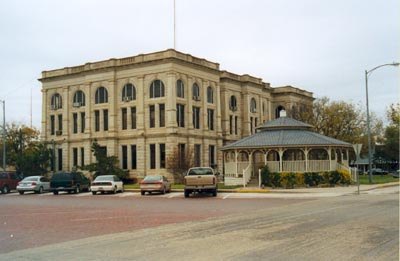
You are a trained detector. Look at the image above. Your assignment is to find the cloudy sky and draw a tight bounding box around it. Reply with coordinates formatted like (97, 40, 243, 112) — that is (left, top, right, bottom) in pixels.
(0, 0, 398, 128)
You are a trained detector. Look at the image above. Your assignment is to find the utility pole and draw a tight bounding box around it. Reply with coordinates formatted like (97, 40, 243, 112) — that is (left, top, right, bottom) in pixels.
(0, 100, 6, 171)
(174, 0, 176, 49)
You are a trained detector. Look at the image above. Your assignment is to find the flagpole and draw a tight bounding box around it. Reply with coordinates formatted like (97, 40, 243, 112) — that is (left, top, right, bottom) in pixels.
(174, 0, 176, 50)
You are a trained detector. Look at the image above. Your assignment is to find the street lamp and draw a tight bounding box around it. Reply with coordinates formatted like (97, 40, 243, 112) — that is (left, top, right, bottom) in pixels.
(0, 100, 5, 171)
(365, 62, 399, 184)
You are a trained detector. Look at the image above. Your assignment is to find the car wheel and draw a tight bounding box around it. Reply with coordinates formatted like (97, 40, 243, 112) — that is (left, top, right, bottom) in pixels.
(212, 190, 217, 197)
(141, 191, 145, 196)
(38, 187, 43, 194)
(53, 191, 58, 195)
(92, 191, 96, 195)
(184, 190, 189, 198)
(112, 186, 117, 194)
(162, 187, 166, 195)
(18, 191, 24, 195)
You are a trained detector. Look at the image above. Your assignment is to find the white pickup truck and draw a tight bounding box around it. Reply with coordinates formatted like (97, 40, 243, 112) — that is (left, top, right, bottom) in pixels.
(184, 167, 218, 198)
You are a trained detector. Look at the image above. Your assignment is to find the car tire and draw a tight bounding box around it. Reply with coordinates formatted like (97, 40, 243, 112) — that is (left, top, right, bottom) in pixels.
(141, 191, 145, 196)
(184, 190, 189, 198)
(38, 187, 43, 194)
(212, 190, 217, 197)
(53, 191, 58, 195)
(92, 191, 96, 195)
(18, 191, 24, 195)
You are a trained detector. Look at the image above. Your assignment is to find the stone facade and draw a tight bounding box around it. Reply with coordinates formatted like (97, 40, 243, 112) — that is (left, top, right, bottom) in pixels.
(39, 49, 313, 181)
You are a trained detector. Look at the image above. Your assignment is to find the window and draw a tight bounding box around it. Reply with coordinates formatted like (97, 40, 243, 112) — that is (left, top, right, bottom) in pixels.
(73, 148, 78, 167)
(80, 112, 85, 133)
(58, 114, 63, 134)
(73, 113, 78, 134)
(150, 80, 165, 98)
(150, 144, 156, 169)
(160, 144, 165, 169)
(159, 104, 165, 127)
(209, 145, 216, 167)
(250, 117, 254, 134)
(131, 107, 136, 129)
(103, 109, 108, 131)
(229, 115, 233, 134)
(207, 86, 213, 103)
(51, 93, 62, 110)
(193, 107, 200, 129)
(176, 79, 184, 98)
(80, 147, 85, 166)
(122, 145, 128, 170)
(149, 105, 155, 128)
(235, 116, 238, 135)
(192, 83, 200, 100)
(194, 144, 201, 167)
(50, 115, 55, 135)
(178, 143, 185, 167)
(73, 91, 85, 107)
(122, 83, 136, 101)
(176, 104, 185, 127)
(122, 108, 127, 130)
(99, 146, 107, 157)
(95, 87, 108, 104)
(207, 109, 214, 130)
(229, 95, 237, 111)
(250, 98, 257, 113)
(58, 148, 63, 171)
(95, 110, 100, 132)
(131, 145, 137, 169)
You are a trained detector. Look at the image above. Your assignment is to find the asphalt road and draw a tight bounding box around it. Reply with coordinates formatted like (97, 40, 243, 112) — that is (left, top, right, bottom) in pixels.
(0, 187, 398, 260)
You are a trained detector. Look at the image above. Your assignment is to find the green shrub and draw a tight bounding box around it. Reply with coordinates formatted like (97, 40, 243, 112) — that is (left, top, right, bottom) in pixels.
(328, 171, 341, 186)
(261, 165, 271, 186)
(338, 170, 352, 185)
(281, 172, 296, 189)
(270, 172, 281, 188)
(295, 173, 305, 186)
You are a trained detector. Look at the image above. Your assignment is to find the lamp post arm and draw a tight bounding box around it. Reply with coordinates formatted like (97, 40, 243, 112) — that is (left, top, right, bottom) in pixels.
(366, 62, 400, 77)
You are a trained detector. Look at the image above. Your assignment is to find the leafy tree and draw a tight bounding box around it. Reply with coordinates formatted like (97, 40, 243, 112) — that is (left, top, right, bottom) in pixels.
(16, 143, 52, 177)
(82, 140, 127, 179)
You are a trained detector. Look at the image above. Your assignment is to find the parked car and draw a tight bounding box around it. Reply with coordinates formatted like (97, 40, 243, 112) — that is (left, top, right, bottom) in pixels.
(370, 168, 388, 175)
(184, 167, 218, 198)
(390, 170, 399, 178)
(0, 172, 21, 194)
(50, 172, 90, 195)
(140, 175, 171, 195)
(91, 175, 124, 195)
(17, 176, 50, 194)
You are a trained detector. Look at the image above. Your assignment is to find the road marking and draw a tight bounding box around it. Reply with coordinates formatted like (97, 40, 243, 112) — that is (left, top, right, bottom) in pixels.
(118, 192, 137, 197)
(222, 194, 230, 199)
(71, 216, 136, 222)
(168, 193, 180, 198)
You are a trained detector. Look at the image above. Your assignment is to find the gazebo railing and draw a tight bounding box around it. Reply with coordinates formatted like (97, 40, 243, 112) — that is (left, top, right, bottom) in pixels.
(283, 161, 306, 172)
(308, 160, 330, 172)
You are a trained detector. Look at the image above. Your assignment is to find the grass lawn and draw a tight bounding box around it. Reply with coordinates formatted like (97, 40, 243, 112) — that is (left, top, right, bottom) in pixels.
(358, 174, 399, 185)
(123, 183, 242, 190)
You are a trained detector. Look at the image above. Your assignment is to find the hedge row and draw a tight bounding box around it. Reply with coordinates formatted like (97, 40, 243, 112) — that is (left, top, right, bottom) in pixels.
(260, 166, 352, 188)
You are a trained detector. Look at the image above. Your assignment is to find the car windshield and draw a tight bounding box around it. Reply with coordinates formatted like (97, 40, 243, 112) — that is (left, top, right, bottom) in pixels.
(95, 176, 113, 181)
(188, 168, 213, 175)
(52, 173, 72, 180)
(23, 177, 39, 181)
(143, 176, 162, 181)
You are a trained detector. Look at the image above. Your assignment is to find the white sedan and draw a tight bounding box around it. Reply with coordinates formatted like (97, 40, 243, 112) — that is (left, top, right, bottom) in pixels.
(91, 175, 124, 195)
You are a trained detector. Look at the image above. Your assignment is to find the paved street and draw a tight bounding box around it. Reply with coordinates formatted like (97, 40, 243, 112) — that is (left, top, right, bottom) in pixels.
(0, 186, 398, 260)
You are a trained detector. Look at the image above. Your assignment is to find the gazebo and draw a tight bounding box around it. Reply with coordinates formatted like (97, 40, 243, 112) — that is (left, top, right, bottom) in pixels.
(221, 115, 355, 186)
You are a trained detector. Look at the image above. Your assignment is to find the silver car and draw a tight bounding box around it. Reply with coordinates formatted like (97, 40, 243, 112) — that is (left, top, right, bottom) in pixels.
(17, 176, 50, 194)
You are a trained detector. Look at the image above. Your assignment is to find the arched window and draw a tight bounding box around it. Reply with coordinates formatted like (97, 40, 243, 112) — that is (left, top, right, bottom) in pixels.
(176, 79, 184, 98)
(275, 105, 286, 118)
(192, 83, 200, 101)
(73, 91, 85, 107)
(149, 80, 165, 98)
(95, 87, 108, 104)
(122, 83, 136, 101)
(207, 86, 213, 103)
(229, 95, 237, 111)
(250, 98, 257, 113)
(50, 93, 62, 110)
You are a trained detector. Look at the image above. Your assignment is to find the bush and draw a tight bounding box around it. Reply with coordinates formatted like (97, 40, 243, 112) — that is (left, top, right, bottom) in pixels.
(295, 173, 305, 187)
(304, 172, 323, 187)
(261, 165, 271, 186)
(338, 170, 352, 185)
(328, 171, 341, 186)
(281, 172, 296, 189)
(270, 172, 281, 188)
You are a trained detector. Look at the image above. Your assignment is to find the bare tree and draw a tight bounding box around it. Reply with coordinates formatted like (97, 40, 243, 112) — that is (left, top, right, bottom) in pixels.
(166, 146, 194, 183)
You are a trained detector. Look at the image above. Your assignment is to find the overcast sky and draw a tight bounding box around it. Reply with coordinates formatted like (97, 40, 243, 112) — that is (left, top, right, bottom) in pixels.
(0, 0, 398, 129)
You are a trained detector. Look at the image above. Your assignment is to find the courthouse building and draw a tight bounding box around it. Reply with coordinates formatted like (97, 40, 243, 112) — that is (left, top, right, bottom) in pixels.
(39, 49, 313, 180)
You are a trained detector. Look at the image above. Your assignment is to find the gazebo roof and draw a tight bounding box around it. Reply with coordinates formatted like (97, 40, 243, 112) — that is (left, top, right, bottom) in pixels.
(222, 117, 352, 150)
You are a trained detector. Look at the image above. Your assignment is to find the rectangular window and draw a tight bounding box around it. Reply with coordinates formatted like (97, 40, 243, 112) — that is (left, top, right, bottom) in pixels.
(58, 114, 63, 134)
(160, 144, 165, 169)
(122, 145, 128, 170)
(149, 105, 155, 128)
(229, 115, 233, 134)
(193, 106, 200, 129)
(207, 109, 214, 130)
(99, 146, 107, 157)
(194, 144, 201, 167)
(80, 147, 85, 167)
(73, 148, 78, 167)
(159, 104, 165, 127)
(95, 110, 100, 132)
(131, 107, 136, 129)
(178, 143, 185, 167)
(103, 109, 108, 131)
(176, 104, 185, 127)
(255, 118, 258, 129)
(150, 144, 156, 169)
(58, 148, 63, 171)
(250, 117, 254, 134)
(73, 113, 78, 134)
(122, 108, 127, 130)
(50, 115, 55, 135)
(209, 145, 216, 167)
(80, 112, 85, 133)
(50, 148, 55, 171)
(235, 116, 238, 135)
(131, 145, 137, 169)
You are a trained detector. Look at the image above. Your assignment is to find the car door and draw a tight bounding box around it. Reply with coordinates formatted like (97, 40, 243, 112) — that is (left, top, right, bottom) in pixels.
(10, 173, 19, 189)
(114, 176, 122, 190)
(41, 177, 50, 190)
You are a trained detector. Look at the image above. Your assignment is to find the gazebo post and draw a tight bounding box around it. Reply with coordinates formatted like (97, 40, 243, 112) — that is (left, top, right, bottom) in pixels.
(278, 148, 284, 173)
(235, 150, 238, 178)
(328, 147, 332, 171)
(304, 148, 309, 172)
